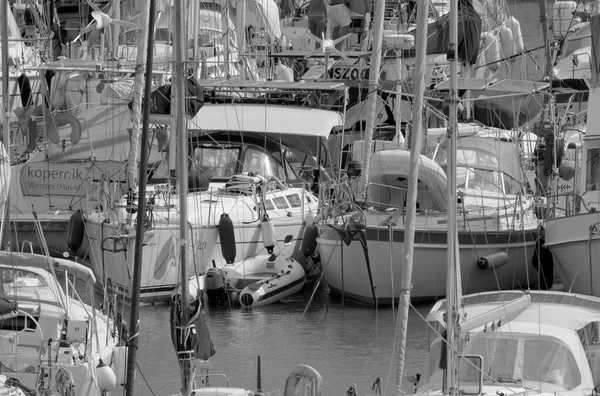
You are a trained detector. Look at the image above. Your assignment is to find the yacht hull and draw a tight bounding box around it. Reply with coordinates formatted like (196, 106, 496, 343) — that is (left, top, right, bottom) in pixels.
(545, 212, 600, 296)
(318, 226, 539, 305)
(84, 214, 309, 303)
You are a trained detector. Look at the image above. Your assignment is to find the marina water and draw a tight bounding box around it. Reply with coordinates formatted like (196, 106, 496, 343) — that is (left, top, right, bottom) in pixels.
(131, 284, 432, 395)
(121, 1, 549, 393)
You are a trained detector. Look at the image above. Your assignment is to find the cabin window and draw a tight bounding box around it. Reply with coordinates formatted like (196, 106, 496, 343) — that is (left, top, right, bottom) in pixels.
(272, 197, 289, 209)
(586, 148, 600, 191)
(502, 173, 521, 195)
(463, 168, 503, 194)
(286, 194, 302, 208)
(264, 200, 275, 210)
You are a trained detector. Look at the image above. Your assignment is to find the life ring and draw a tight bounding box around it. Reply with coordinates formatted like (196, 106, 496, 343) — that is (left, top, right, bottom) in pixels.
(46, 113, 82, 145)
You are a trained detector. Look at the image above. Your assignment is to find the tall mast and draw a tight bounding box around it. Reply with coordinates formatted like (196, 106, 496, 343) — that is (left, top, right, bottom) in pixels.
(445, 0, 459, 393)
(391, 0, 428, 393)
(173, 0, 194, 393)
(126, 0, 152, 191)
(125, 0, 157, 395)
(1, 0, 10, 249)
(358, 0, 386, 200)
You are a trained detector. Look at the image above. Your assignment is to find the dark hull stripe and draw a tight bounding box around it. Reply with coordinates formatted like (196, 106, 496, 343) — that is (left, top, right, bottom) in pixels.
(362, 228, 539, 245)
(258, 275, 306, 301)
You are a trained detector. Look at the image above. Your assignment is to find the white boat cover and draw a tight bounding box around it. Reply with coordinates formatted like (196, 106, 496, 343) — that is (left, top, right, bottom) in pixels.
(189, 104, 343, 138)
(428, 290, 600, 331)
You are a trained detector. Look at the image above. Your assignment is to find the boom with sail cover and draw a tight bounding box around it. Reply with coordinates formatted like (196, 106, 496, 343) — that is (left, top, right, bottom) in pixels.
(403, 0, 482, 65)
(170, 296, 216, 361)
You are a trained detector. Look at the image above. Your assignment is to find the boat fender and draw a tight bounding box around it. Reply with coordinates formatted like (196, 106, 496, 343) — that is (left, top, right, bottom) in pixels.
(532, 233, 554, 289)
(218, 213, 237, 264)
(481, 32, 500, 72)
(96, 358, 117, 391)
(66, 209, 85, 253)
(553, 1, 578, 39)
(499, 24, 515, 61)
(111, 345, 128, 386)
(18, 73, 31, 107)
(301, 222, 319, 257)
(27, 119, 37, 153)
(261, 214, 276, 254)
(477, 252, 509, 270)
(558, 160, 575, 180)
(506, 16, 524, 55)
(46, 113, 82, 145)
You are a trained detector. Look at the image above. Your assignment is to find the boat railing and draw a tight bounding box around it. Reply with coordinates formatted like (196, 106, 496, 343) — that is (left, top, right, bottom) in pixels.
(541, 192, 594, 219)
(193, 373, 231, 388)
(317, 176, 357, 221)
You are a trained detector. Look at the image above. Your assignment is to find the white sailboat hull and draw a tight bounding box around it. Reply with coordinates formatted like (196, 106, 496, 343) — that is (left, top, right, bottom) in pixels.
(545, 211, 600, 296)
(318, 222, 538, 305)
(84, 189, 316, 302)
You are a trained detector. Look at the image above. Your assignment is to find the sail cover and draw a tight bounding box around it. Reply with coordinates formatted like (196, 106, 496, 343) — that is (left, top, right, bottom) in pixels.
(404, 0, 482, 65)
(128, 76, 204, 117)
(170, 296, 216, 361)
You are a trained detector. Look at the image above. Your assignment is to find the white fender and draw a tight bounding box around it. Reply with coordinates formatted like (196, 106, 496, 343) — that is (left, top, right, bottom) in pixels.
(499, 24, 515, 61)
(506, 16, 524, 55)
(481, 32, 500, 73)
(110, 345, 128, 386)
(553, 1, 578, 39)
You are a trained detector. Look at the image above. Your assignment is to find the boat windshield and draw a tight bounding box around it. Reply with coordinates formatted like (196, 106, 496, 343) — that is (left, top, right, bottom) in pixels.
(421, 334, 581, 392)
(464, 334, 582, 390)
(457, 168, 521, 195)
(0, 268, 51, 297)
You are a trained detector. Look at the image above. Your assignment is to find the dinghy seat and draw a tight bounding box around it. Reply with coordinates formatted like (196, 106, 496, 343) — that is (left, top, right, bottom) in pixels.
(283, 364, 322, 396)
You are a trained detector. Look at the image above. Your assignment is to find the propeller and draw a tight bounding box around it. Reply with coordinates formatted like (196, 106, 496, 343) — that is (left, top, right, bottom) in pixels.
(73, 0, 137, 42)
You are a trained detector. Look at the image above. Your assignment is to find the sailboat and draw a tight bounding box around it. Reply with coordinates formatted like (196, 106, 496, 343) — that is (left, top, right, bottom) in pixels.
(406, 4, 600, 396)
(117, 1, 325, 395)
(543, 13, 600, 297)
(314, 8, 540, 305)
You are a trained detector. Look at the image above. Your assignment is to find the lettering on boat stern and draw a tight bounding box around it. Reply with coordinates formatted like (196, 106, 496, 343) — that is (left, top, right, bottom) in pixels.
(20, 164, 85, 197)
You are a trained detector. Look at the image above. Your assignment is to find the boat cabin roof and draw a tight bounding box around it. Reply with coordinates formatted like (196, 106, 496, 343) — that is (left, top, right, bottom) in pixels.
(0, 252, 96, 286)
(427, 290, 600, 332)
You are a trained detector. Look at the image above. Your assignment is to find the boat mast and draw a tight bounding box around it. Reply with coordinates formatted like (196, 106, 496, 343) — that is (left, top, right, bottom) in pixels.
(0, 0, 10, 249)
(358, 0, 386, 201)
(126, 0, 152, 192)
(393, 1, 428, 393)
(173, 0, 194, 393)
(125, 1, 157, 395)
(445, 0, 460, 393)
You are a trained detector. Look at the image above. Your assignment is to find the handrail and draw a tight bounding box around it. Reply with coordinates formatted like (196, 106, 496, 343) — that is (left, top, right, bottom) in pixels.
(544, 192, 594, 216)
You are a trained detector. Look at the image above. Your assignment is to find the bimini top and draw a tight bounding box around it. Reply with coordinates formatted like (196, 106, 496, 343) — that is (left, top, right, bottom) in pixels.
(188, 104, 344, 138)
